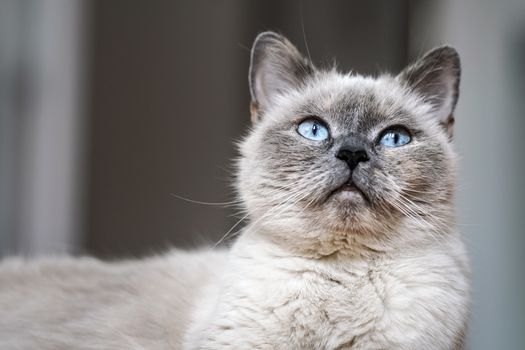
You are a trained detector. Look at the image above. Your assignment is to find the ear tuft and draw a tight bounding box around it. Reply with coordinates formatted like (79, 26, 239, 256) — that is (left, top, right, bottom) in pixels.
(249, 32, 315, 122)
(397, 46, 461, 139)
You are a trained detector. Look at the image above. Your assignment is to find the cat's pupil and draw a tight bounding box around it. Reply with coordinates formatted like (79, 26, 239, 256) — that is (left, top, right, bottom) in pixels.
(393, 133, 399, 144)
(312, 124, 318, 135)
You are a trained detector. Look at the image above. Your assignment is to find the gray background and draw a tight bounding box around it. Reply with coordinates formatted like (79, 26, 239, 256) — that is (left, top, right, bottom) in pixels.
(0, 1, 523, 348)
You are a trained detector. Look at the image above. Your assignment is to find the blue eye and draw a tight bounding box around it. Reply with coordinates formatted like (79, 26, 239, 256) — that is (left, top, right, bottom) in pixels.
(297, 119, 329, 141)
(379, 128, 411, 147)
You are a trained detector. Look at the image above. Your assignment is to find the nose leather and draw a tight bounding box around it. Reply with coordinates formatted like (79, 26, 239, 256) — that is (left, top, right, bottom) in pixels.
(336, 146, 369, 170)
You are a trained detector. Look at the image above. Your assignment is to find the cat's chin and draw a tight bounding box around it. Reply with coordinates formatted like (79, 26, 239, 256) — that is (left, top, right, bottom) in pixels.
(320, 182, 379, 233)
(330, 194, 365, 214)
(324, 195, 366, 225)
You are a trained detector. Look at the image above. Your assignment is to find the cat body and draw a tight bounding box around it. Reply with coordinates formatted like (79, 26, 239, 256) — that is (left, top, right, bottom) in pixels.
(185, 233, 469, 349)
(0, 251, 227, 350)
(0, 32, 470, 349)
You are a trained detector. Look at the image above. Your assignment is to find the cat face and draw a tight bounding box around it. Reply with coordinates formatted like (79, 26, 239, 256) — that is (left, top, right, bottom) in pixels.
(237, 32, 460, 255)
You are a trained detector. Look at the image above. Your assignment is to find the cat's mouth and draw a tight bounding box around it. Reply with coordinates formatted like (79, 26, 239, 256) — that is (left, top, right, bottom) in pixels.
(328, 178, 368, 203)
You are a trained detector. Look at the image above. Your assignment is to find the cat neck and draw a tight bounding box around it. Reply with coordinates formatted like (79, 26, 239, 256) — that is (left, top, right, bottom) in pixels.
(232, 217, 458, 262)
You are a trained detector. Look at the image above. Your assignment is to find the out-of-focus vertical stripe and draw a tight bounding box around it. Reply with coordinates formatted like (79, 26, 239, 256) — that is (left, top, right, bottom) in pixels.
(0, 0, 89, 256)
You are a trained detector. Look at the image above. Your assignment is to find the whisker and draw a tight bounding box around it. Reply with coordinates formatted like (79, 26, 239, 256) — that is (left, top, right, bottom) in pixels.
(170, 193, 241, 206)
(214, 180, 316, 247)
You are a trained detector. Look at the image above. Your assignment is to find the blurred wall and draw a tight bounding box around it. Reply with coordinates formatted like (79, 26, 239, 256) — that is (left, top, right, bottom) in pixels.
(0, 0, 87, 256)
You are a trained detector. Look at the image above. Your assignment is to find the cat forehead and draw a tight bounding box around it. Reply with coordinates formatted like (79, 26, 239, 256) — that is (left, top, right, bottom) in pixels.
(271, 72, 427, 126)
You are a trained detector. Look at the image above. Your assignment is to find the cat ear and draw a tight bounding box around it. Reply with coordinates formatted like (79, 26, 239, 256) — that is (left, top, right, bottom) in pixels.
(249, 32, 315, 123)
(397, 46, 461, 139)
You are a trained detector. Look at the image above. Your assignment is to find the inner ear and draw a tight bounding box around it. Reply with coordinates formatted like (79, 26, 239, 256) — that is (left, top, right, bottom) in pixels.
(249, 32, 315, 122)
(397, 46, 461, 139)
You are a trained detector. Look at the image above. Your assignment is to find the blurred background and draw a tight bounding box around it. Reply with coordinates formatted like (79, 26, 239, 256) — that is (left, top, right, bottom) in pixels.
(0, 0, 524, 348)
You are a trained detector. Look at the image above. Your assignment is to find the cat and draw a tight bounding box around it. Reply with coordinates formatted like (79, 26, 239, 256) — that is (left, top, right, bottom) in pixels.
(0, 32, 470, 350)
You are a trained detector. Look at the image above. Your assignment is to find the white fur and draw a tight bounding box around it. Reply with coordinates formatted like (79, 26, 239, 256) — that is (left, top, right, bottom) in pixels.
(0, 229, 469, 350)
(0, 250, 227, 350)
(183, 230, 469, 349)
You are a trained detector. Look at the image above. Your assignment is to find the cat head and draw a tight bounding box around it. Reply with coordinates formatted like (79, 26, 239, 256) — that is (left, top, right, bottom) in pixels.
(237, 32, 460, 256)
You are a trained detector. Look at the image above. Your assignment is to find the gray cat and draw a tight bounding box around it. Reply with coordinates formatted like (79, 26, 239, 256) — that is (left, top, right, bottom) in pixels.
(0, 32, 470, 350)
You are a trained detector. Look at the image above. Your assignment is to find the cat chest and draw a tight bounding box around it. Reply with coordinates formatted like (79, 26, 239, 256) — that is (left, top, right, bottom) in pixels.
(256, 267, 459, 349)
(265, 270, 385, 348)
